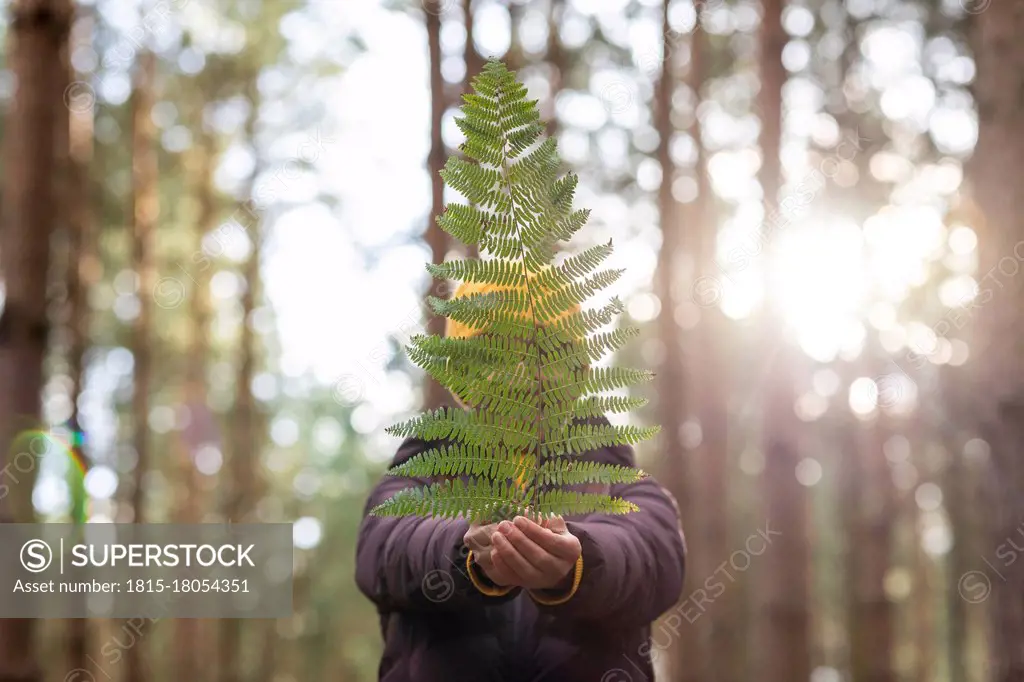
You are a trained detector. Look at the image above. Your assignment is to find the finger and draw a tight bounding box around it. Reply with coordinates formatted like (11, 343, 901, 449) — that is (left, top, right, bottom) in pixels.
(474, 551, 514, 587)
(492, 530, 544, 585)
(514, 516, 581, 562)
(499, 520, 563, 575)
(464, 523, 498, 550)
(488, 547, 524, 586)
(542, 515, 568, 534)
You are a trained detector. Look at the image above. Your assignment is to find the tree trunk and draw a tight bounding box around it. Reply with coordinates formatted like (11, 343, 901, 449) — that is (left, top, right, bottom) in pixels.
(687, 21, 736, 682)
(424, 0, 451, 410)
(545, 0, 564, 136)
(912, 507, 935, 682)
(129, 49, 158, 523)
(756, 0, 811, 680)
(505, 2, 527, 72)
(654, 5, 700, 682)
(125, 46, 158, 682)
(0, 1, 71, 680)
(848, 408, 894, 682)
(220, 72, 263, 682)
(970, 4, 1024, 681)
(172, 129, 218, 682)
(941, 399, 970, 682)
(462, 0, 483, 87)
(65, 9, 96, 679)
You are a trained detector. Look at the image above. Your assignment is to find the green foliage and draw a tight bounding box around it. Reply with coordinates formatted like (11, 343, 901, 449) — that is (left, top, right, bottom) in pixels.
(370, 60, 659, 523)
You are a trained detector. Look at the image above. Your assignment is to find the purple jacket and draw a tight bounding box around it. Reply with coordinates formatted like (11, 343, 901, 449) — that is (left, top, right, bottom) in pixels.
(356, 429, 687, 682)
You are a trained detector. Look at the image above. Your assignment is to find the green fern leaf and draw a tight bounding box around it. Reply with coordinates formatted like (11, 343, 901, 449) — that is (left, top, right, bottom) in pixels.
(370, 59, 660, 522)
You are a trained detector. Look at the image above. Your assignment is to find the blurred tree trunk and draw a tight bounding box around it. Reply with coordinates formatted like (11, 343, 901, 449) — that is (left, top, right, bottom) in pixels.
(424, 0, 451, 410)
(460, 0, 482, 261)
(126, 46, 158, 682)
(654, 4, 699, 681)
(545, 0, 564, 136)
(65, 10, 96, 679)
(912, 505, 935, 682)
(755, 0, 811, 680)
(129, 49, 158, 525)
(942, 415, 970, 682)
(0, 1, 71, 680)
(221, 72, 263, 682)
(848, 408, 894, 682)
(462, 0, 483, 86)
(506, 2, 526, 71)
(970, 4, 1024, 681)
(173, 128, 218, 682)
(687, 20, 735, 682)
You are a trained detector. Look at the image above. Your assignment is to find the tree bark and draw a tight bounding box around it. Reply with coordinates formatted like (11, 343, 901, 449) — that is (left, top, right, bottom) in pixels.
(848, 408, 894, 682)
(687, 21, 736, 682)
(220, 71, 263, 682)
(129, 49, 158, 524)
(970, 4, 1024, 681)
(462, 0, 483, 87)
(65, 10, 97, 680)
(545, 0, 564, 136)
(755, 1, 811, 680)
(654, 5, 700, 681)
(424, 0, 452, 410)
(172, 128, 218, 682)
(0, 1, 71, 680)
(125, 46, 158, 682)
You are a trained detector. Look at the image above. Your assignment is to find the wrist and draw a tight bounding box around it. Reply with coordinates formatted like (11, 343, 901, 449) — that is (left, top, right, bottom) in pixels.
(465, 549, 516, 597)
(529, 555, 584, 606)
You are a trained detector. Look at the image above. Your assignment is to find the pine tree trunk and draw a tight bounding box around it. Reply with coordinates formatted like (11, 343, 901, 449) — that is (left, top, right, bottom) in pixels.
(545, 0, 564, 136)
(687, 22, 735, 682)
(0, 1, 71, 680)
(424, 0, 451, 410)
(970, 4, 1024, 681)
(941, 393, 969, 682)
(849, 408, 893, 682)
(654, 5, 700, 681)
(462, 0, 483, 86)
(912, 511, 935, 682)
(65, 10, 96, 679)
(221, 73, 262, 682)
(129, 49, 158, 525)
(840, 390, 863, 679)
(173, 130, 217, 682)
(756, 0, 811, 680)
(505, 2, 526, 72)
(125, 46, 158, 682)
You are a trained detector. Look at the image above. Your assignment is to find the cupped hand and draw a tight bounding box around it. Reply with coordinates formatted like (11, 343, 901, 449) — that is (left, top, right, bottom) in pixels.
(464, 521, 518, 586)
(488, 515, 582, 591)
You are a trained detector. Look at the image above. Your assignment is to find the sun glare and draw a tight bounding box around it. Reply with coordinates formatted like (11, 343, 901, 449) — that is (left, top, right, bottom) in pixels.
(768, 218, 869, 363)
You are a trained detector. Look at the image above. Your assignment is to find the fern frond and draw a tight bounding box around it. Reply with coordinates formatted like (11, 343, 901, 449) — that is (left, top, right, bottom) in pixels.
(544, 395, 650, 426)
(386, 407, 537, 451)
(426, 257, 527, 287)
(376, 59, 660, 522)
(534, 489, 639, 516)
(389, 443, 534, 482)
(370, 478, 528, 523)
(537, 460, 647, 486)
(542, 422, 662, 458)
(542, 367, 656, 405)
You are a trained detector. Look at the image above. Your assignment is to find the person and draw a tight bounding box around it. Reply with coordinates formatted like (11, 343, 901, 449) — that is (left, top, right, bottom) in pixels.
(356, 281, 687, 682)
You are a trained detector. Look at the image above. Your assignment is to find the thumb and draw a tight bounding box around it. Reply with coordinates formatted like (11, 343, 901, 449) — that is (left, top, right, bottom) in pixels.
(542, 515, 568, 534)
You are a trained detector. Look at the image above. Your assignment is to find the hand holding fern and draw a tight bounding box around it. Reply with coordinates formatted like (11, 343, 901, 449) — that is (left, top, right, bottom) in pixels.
(466, 516, 582, 590)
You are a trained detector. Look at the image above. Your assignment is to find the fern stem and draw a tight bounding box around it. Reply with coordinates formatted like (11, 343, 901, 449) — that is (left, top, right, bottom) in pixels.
(495, 82, 544, 516)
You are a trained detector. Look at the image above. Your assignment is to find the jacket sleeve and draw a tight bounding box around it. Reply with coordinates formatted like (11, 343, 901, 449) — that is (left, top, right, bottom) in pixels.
(355, 437, 522, 612)
(540, 444, 687, 629)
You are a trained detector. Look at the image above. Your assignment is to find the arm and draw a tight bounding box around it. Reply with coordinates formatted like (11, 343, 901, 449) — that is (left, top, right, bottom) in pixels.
(551, 475, 687, 628)
(355, 437, 523, 612)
